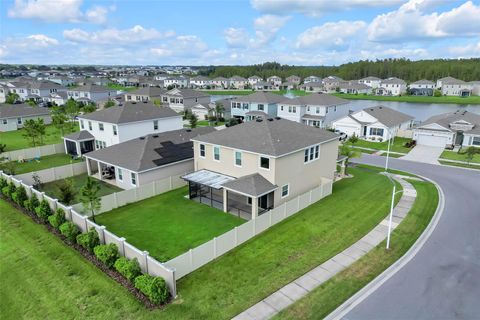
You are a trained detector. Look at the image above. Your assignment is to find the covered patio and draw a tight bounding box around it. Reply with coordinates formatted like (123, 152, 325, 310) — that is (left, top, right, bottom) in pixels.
(182, 169, 277, 220)
(85, 157, 121, 188)
(63, 130, 95, 157)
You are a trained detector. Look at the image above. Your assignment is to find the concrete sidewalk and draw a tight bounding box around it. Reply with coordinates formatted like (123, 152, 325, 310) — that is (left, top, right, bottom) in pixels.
(233, 175, 417, 320)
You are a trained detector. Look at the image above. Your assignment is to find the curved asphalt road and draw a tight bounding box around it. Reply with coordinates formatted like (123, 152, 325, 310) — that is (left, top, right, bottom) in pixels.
(343, 155, 480, 320)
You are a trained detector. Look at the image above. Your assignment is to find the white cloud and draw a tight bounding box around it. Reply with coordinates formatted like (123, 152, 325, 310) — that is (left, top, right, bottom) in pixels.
(0, 34, 61, 63)
(296, 20, 367, 50)
(368, 0, 480, 42)
(448, 41, 480, 57)
(224, 28, 250, 48)
(63, 25, 175, 44)
(8, 0, 112, 23)
(251, 0, 406, 16)
(150, 35, 208, 58)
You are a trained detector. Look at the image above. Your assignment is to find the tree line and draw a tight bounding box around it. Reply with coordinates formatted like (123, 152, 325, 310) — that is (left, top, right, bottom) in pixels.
(198, 58, 480, 82)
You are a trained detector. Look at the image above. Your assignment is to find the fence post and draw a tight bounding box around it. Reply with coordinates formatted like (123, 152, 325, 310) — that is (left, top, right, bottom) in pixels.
(269, 211, 272, 227)
(189, 249, 193, 268)
(99, 226, 106, 244)
(40, 191, 45, 201)
(143, 251, 149, 273)
(70, 163, 74, 176)
(53, 199, 58, 211)
(234, 226, 238, 245)
(27, 185, 33, 198)
(82, 216, 88, 231)
(118, 237, 126, 256)
(65, 206, 73, 220)
(253, 219, 256, 235)
(134, 188, 138, 201)
(213, 237, 217, 259)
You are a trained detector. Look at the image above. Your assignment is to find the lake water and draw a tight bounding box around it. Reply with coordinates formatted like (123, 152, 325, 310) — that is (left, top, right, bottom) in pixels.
(211, 94, 480, 121)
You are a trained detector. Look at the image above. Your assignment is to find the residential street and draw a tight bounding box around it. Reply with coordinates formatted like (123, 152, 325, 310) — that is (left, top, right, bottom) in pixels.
(342, 155, 480, 320)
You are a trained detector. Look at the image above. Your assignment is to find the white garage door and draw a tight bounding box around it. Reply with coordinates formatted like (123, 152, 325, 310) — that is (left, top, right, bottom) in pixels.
(334, 125, 358, 137)
(416, 134, 448, 147)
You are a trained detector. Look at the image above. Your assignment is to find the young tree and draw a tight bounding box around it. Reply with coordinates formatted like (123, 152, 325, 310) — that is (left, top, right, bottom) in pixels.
(32, 172, 42, 189)
(51, 106, 68, 136)
(80, 177, 101, 222)
(0, 143, 6, 153)
(82, 102, 97, 113)
(214, 102, 225, 124)
(57, 179, 77, 205)
(465, 146, 479, 165)
(65, 98, 79, 131)
(348, 133, 359, 145)
(26, 99, 37, 107)
(22, 119, 38, 147)
(5, 92, 20, 104)
(189, 113, 198, 128)
(103, 99, 115, 108)
(339, 144, 361, 175)
(35, 118, 46, 144)
(0, 161, 17, 175)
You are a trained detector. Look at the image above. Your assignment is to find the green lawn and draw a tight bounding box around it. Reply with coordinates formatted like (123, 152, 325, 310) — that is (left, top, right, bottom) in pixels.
(440, 149, 480, 164)
(346, 137, 412, 154)
(96, 187, 245, 262)
(1, 124, 79, 151)
(40, 173, 122, 204)
(276, 178, 438, 319)
(380, 152, 404, 158)
(184, 120, 226, 128)
(106, 83, 138, 92)
(331, 92, 480, 105)
(0, 166, 404, 319)
(202, 89, 308, 96)
(0, 153, 82, 175)
(439, 160, 480, 170)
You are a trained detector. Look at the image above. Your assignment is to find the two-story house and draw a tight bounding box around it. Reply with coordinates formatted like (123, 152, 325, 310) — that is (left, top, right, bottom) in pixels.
(409, 80, 435, 96)
(63, 101, 182, 156)
(304, 75, 321, 84)
(28, 80, 66, 102)
(358, 76, 381, 89)
(183, 118, 339, 219)
(230, 91, 284, 121)
(440, 78, 472, 96)
(67, 84, 116, 103)
(189, 76, 211, 89)
(7, 81, 30, 101)
(211, 77, 230, 89)
(160, 88, 210, 113)
(49, 76, 75, 87)
(267, 75, 282, 87)
(376, 77, 407, 96)
(229, 76, 247, 89)
(248, 75, 263, 86)
(124, 86, 165, 103)
(277, 93, 349, 128)
(322, 76, 344, 92)
(286, 75, 301, 85)
(164, 76, 189, 88)
(0, 103, 52, 132)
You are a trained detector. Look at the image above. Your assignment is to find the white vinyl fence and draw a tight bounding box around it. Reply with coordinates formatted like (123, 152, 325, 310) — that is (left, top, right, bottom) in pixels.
(14, 161, 87, 185)
(166, 178, 333, 279)
(1, 143, 65, 161)
(0, 170, 177, 297)
(72, 173, 187, 215)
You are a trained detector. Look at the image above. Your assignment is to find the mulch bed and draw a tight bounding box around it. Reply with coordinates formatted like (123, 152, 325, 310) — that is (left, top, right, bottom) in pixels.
(0, 195, 170, 309)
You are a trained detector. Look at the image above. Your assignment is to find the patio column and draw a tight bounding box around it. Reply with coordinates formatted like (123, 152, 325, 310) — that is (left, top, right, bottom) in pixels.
(97, 161, 102, 180)
(76, 141, 81, 156)
(63, 139, 68, 155)
(251, 196, 258, 220)
(340, 159, 346, 177)
(222, 188, 228, 213)
(86, 158, 92, 176)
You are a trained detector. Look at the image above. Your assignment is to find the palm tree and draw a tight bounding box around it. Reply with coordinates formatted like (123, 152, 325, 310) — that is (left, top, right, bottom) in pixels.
(214, 102, 225, 124)
(339, 144, 361, 175)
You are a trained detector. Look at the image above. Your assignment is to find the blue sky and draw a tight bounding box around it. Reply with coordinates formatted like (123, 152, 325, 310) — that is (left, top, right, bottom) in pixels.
(1, 0, 479, 65)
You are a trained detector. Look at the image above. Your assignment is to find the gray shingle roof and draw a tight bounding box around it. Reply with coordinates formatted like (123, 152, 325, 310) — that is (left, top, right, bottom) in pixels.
(419, 111, 480, 134)
(280, 93, 348, 106)
(410, 79, 434, 85)
(0, 104, 50, 119)
(362, 106, 414, 127)
(63, 130, 94, 141)
(222, 173, 277, 197)
(79, 101, 179, 124)
(129, 86, 165, 97)
(381, 77, 406, 85)
(164, 88, 209, 99)
(236, 91, 285, 104)
(84, 127, 215, 172)
(193, 118, 339, 157)
(69, 84, 115, 93)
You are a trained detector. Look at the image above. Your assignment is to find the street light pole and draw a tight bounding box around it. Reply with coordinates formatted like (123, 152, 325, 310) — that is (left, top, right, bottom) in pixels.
(386, 184, 404, 250)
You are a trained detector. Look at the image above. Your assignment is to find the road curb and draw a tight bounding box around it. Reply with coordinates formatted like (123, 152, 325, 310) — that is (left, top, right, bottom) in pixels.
(324, 174, 445, 320)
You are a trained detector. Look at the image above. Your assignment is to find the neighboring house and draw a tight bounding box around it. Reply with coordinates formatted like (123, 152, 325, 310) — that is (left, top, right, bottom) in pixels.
(211, 77, 230, 89)
(183, 118, 339, 219)
(440, 78, 472, 96)
(28, 80, 66, 102)
(124, 86, 165, 102)
(63, 101, 182, 156)
(267, 75, 282, 87)
(229, 76, 247, 89)
(332, 106, 414, 141)
(376, 77, 407, 96)
(300, 81, 324, 93)
(49, 76, 75, 86)
(279, 81, 297, 90)
(164, 76, 189, 88)
(208, 97, 234, 120)
(286, 75, 301, 85)
(253, 81, 277, 91)
(189, 76, 211, 89)
(304, 75, 321, 84)
(7, 81, 30, 101)
(413, 111, 480, 147)
(436, 76, 458, 89)
(0, 103, 51, 132)
(322, 76, 344, 92)
(409, 80, 435, 96)
(278, 93, 349, 128)
(84, 127, 215, 189)
(470, 81, 480, 96)
(248, 76, 263, 86)
(190, 103, 213, 120)
(230, 91, 285, 120)
(49, 91, 69, 106)
(338, 82, 370, 94)
(358, 76, 381, 89)
(0, 84, 7, 103)
(160, 88, 210, 113)
(67, 84, 116, 103)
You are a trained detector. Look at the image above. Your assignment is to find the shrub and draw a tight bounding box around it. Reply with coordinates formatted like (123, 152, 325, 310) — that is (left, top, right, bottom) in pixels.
(35, 200, 52, 221)
(12, 186, 28, 206)
(59, 221, 80, 242)
(2, 182, 16, 199)
(114, 257, 141, 282)
(134, 274, 169, 304)
(94, 244, 119, 268)
(76, 228, 100, 253)
(0, 178, 8, 189)
(24, 195, 39, 213)
(48, 208, 66, 229)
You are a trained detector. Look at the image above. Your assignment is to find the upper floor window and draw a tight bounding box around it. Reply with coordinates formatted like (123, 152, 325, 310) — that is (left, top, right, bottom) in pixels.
(304, 144, 320, 163)
(80, 120, 84, 129)
(17, 118, 22, 125)
(88, 121, 92, 130)
(281, 184, 289, 198)
(258, 104, 264, 111)
(153, 120, 159, 130)
(113, 125, 117, 136)
(117, 168, 123, 181)
(260, 156, 270, 169)
(99, 123, 104, 131)
(316, 107, 320, 114)
(213, 146, 220, 161)
(131, 172, 136, 186)
(235, 151, 242, 166)
(200, 144, 205, 157)
(2, 119, 7, 125)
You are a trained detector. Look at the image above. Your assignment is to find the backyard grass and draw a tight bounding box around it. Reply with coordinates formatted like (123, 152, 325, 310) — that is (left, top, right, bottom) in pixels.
(0, 153, 82, 175)
(380, 152, 404, 158)
(1, 124, 79, 151)
(95, 186, 245, 261)
(106, 83, 138, 92)
(40, 173, 122, 204)
(276, 178, 438, 319)
(184, 120, 226, 128)
(202, 89, 308, 96)
(332, 92, 480, 105)
(439, 160, 480, 170)
(440, 149, 480, 164)
(0, 166, 405, 319)
(346, 137, 412, 154)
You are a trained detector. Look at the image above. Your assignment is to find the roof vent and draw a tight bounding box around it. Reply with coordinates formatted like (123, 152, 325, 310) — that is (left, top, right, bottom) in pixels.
(153, 135, 159, 138)
(132, 101, 136, 104)
(274, 116, 281, 120)
(267, 118, 274, 121)
(186, 128, 192, 132)
(139, 136, 145, 140)
(379, 106, 383, 109)
(256, 118, 263, 122)
(143, 101, 147, 103)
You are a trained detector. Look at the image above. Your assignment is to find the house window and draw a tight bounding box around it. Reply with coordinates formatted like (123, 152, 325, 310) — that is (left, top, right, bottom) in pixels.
(113, 125, 117, 136)
(315, 145, 319, 158)
(260, 156, 270, 169)
(369, 127, 384, 136)
(316, 107, 320, 114)
(199, 144, 205, 157)
(473, 136, 480, 146)
(95, 140, 99, 149)
(88, 121, 92, 130)
(17, 118, 22, 125)
(213, 146, 220, 161)
(235, 151, 242, 166)
(309, 146, 314, 161)
(304, 145, 320, 163)
(117, 168, 123, 181)
(80, 120, 84, 129)
(131, 172, 136, 186)
(304, 149, 309, 162)
(2, 119, 7, 125)
(99, 123, 104, 131)
(281, 184, 289, 198)
(247, 197, 252, 205)
(280, 105, 284, 111)
(153, 120, 159, 130)
(258, 104, 264, 111)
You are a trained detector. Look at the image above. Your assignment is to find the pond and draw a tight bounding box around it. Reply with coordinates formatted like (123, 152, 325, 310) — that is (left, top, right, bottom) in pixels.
(211, 94, 480, 121)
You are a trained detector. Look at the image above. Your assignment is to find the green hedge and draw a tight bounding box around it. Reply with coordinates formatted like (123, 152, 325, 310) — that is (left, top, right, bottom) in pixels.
(59, 221, 80, 242)
(114, 257, 141, 282)
(76, 229, 100, 253)
(12, 186, 28, 206)
(94, 244, 119, 268)
(24, 195, 39, 213)
(35, 200, 53, 221)
(48, 208, 66, 229)
(2, 182, 16, 199)
(134, 274, 169, 304)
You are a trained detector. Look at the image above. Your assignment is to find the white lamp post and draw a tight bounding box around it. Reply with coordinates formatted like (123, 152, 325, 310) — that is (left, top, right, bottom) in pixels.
(386, 183, 403, 250)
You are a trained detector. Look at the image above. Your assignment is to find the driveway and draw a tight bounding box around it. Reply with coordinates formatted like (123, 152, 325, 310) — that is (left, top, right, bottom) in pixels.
(400, 145, 444, 164)
(339, 155, 480, 320)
